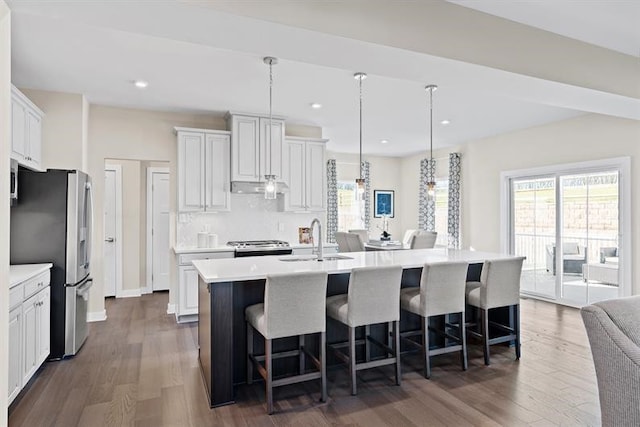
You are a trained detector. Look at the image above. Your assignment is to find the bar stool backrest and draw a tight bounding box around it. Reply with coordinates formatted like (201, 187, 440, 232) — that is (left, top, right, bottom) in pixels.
(335, 232, 350, 252)
(478, 257, 525, 309)
(347, 265, 403, 327)
(348, 229, 369, 245)
(410, 231, 438, 249)
(264, 271, 329, 339)
(420, 261, 469, 317)
(346, 233, 365, 252)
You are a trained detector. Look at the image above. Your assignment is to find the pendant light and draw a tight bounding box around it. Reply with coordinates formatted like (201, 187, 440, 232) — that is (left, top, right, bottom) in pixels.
(425, 84, 438, 200)
(354, 72, 367, 200)
(264, 56, 278, 199)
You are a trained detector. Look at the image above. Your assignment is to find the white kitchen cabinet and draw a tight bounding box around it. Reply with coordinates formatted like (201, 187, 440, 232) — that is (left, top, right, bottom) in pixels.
(281, 137, 327, 212)
(227, 113, 285, 183)
(176, 128, 231, 212)
(8, 265, 51, 406)
(175, 251, 234, 323)
(11, 85, 44, 171)
(22, 293, 39, 385)
(8, 305, 23, 404)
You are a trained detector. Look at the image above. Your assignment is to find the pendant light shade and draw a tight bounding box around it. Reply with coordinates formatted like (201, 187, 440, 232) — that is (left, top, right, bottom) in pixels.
(264, 56, 278, 199)
(354, 72, 367, 201)
(425, 84, 438, 200)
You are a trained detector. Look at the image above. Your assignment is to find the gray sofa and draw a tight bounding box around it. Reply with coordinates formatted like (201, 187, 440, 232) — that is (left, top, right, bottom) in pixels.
(581, 296, 640, 426)
(545, 242, 587, 275)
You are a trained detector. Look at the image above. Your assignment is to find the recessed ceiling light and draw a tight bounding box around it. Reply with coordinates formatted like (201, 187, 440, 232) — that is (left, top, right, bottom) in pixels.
(310, 102, 322, 109)
(441, 119, 450, 125)
(133, 80, 149, 89)
(380, 139, 389, 144)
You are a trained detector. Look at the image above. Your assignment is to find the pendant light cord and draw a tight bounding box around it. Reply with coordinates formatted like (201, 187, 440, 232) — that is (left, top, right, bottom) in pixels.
(268, 60, 273, 176)
(359, 74, 363, 180)
(429, 87, 433, 183)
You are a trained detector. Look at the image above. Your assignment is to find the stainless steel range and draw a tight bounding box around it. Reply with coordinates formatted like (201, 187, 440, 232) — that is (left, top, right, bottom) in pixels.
(227, 240, 293, 257)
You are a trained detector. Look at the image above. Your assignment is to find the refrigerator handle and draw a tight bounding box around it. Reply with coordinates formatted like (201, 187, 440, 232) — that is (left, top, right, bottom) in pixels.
(85, 181, 94, 270)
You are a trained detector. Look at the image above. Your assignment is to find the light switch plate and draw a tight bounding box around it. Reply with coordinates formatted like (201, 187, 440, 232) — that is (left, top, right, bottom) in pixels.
(278, 222, 285, 232)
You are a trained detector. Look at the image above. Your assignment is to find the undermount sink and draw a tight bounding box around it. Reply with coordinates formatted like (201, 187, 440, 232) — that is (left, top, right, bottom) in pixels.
(278, 254, 353, 262)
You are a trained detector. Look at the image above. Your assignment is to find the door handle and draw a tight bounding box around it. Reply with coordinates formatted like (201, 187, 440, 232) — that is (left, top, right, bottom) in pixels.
(105, 237, 115, 242)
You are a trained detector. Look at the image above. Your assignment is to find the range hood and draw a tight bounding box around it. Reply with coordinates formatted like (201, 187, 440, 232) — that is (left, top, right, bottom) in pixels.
(231, 181, 289, 194)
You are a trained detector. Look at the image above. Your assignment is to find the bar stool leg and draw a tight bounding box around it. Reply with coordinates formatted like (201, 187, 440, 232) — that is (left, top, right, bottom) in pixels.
(247, 322, 254, 385)
(460, 311, 468, 371)
(320, 332, 327, 403)
(394, 320, 401, 386)
(422, 316, 431, 379)
(299, 335, 305, 374)
(266, 339, 274, 414)
(365, 325, 371, 362)
(349, 326, 357, 395)
(482, 309, 490, 366)
(515, 304, 521, 360)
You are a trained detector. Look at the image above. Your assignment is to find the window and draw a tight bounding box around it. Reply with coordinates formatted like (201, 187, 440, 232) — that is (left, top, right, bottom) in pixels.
(337, 181, 364, 231)
(434, 178, 449, 246)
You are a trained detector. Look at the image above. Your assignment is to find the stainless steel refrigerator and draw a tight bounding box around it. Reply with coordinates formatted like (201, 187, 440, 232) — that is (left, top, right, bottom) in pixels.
(10, 168, 94, 359)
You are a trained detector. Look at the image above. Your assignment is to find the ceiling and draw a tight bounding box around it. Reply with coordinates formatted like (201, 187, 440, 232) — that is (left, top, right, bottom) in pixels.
(7, 1, 639, 157)
(449, 0, 640, 57)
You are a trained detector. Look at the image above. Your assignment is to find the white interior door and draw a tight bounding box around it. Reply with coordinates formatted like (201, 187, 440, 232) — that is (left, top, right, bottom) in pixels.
(103, 168, 117, 297)
(151, 170, 170, 291)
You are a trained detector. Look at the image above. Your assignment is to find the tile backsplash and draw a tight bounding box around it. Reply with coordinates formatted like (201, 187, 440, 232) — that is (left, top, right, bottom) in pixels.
(176, 193, 322, 247)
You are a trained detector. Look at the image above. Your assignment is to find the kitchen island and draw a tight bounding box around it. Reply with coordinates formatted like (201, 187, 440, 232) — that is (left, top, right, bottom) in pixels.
(193, 248, 520, 407)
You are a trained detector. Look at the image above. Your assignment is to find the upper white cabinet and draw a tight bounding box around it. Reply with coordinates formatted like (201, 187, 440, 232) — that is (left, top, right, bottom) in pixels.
(176, 127, 231, 212)
(281, 137, 327, 212)
(227, 113, 285, 182)
(11, 85, 44, 171)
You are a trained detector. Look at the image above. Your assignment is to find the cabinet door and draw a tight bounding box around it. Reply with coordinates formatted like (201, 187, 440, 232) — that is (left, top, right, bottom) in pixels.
(11, 98, 27, 161)
(178, 132, 205, 212)
(204, 133, 231, 211)
(179, 266, 199, 317)
(305, 141, 326, 211)
(36, 287, 51, 366)
(259, 118, 284, 181)
(26, 110, 42, 167)
(8, 306, 23, 404)
(22, 294, 38, 385)
(282, 140, 306, 211)
(231, 115, 260, 181)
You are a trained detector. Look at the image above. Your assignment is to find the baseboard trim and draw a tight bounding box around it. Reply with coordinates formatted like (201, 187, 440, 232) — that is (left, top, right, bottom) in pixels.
(87, 310, 107, 322)
(140, 286, 152, 295)
(117, 289, 142, 298)
(167, 303, 176, 315)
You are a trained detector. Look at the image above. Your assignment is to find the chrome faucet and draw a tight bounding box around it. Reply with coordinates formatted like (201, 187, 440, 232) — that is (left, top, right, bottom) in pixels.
(310, 218, 324, 261)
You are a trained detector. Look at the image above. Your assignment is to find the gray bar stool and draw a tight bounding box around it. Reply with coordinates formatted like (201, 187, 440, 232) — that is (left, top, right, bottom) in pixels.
(246, 271, 329, 414)
(326, 265, 403, 395)
(465, 257, 525, 365)
(400, 261, 469, 378)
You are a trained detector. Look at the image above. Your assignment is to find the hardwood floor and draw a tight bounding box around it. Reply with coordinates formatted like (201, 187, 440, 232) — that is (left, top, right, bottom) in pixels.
(9, 293, 600, 426)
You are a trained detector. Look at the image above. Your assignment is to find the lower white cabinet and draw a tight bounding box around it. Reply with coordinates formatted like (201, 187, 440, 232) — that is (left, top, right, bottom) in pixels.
(8, 267, 51, 406)
(175, 251, 234, 323)
(8, 306, 23, 404)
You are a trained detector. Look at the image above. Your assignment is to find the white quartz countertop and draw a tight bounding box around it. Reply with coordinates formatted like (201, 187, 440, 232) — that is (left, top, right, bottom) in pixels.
(173, 242, 337, 254)
(193, 248, 519, 283)
(10, 263, 53, 288)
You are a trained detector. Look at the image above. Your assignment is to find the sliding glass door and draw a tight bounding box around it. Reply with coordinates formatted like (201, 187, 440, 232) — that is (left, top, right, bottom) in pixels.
(510, 169, 621, 305)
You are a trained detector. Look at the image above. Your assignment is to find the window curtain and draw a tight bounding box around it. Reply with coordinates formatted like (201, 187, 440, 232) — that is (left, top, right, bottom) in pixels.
(326, 159, 338, 243)
(447, 153, 461, 248)
(362, 160, 371, 231)
(418, 158, 436, 231)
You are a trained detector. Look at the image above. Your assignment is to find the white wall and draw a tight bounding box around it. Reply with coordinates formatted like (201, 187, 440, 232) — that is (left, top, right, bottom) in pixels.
(327, 151, 404, 240)
(0, 0, 10, 421)
(402, 113, 640, 294)
(88, 105, 223, 316)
